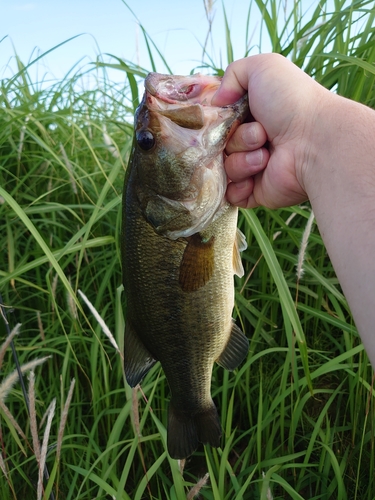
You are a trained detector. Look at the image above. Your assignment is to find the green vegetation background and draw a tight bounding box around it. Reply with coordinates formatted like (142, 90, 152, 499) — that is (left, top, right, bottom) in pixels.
(1, 1, 375, 498)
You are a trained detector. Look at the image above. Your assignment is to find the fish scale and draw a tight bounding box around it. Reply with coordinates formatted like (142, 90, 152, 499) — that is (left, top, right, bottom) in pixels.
(122, 72, 250, 459)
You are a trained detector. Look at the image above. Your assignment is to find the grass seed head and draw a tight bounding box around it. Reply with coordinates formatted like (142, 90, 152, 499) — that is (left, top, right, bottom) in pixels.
(0, 323, 21, 370)
(296, 210, 315, 280)
(187, 473, 209, 499)
(0, 357, 50, 403)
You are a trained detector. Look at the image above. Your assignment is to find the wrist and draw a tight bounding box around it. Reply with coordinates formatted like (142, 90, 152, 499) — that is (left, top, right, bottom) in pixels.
(296, 89, 338, 196)
(300, 91, 375, 200)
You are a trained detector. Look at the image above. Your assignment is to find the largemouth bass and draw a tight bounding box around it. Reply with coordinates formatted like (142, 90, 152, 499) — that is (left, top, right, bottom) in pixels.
(122, 72, 249, 459)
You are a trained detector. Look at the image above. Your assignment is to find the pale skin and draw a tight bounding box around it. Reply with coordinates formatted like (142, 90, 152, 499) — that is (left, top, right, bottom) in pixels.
(212, 53, 375, 368)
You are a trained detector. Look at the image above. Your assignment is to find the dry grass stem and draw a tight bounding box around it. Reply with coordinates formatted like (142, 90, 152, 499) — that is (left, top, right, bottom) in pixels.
(28, 371, 41, 462)
(186, 472, 209, 499)
(202, 0, 216, 59)
(0, 400, 28, 442)
(296, 210, 315, 280)
(132, 386, 141, 437)
(297, 21, 327, 49)
(67, 279, 78, 320)
(103, 125, 120, 158)
(0, 450, 7, 478)
(240, 254, 263, 294)
(17, 114, 30, 162)
(273, 212, 298, 240)
(262, 471, 274, 500)
(0, 306, 6, 324)
(0, 356, 51, 403)
(39, 405, 49, 430)
(178, 458, 185, 475)
(0, 323, 21, 370)
(203, 0, 215, 23)
(56, 378, 75, 462)
(78, 289, 122, 356)
(37, 398, 56, 500)
(85, 107, 93, 140)
(242, 210, 297, 299)
(36, 311, 45, 342)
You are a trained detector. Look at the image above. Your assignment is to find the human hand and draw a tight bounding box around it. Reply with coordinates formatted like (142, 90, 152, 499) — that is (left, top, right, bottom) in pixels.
(212, 53, 331, 209)
(213, 54, 375, 371)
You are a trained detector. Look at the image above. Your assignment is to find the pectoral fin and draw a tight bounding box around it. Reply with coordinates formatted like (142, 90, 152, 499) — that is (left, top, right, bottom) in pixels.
(179, 233, 215, 292)
(216, 322, 249, 371)
(124, 319, 156, 387)
(233, 228, 247, 277)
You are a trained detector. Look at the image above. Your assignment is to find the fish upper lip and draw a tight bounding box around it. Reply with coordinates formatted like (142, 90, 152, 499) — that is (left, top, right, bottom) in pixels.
(145, 73, 189, 103)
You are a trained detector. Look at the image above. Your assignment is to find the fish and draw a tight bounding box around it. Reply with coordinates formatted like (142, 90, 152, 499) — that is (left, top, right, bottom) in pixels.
(122, 72, 249, 460)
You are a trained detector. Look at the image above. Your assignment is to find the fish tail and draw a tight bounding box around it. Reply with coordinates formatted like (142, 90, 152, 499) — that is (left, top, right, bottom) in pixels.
(167, 400, 221, 459)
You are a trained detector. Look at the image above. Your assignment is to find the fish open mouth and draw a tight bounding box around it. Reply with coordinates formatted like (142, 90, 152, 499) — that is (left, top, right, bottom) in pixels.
(144, 73, 249, 133)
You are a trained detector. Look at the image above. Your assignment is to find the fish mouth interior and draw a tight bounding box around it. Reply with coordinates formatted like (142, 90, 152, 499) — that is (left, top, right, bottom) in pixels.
(145, 73, 221, 106)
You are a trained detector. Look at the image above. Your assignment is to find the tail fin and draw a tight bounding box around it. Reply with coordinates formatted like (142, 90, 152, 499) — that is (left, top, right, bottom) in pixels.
(167, 400, 221, 459)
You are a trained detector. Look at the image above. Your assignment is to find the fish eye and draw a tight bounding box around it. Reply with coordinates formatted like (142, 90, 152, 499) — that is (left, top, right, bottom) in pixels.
(136, 130, 155, 151)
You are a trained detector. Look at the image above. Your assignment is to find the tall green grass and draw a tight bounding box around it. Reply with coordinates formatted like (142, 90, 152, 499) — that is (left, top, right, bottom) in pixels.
(1, 0, 375, 498)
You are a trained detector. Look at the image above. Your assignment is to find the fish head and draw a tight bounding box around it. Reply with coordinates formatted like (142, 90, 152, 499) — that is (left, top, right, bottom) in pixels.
(131, 72, 249, 239)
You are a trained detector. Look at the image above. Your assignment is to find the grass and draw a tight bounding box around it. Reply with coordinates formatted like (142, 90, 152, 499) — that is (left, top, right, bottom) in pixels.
(1, 0, 375, 498)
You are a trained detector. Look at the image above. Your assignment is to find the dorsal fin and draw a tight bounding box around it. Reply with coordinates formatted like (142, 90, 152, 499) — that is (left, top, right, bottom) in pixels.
(233, 228, 247, 277)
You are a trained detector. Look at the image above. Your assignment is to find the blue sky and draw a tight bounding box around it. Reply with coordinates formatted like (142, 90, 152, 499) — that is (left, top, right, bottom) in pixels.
(1, 0, 268, 81)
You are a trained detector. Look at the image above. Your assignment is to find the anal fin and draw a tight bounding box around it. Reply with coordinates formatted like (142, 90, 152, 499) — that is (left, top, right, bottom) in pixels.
(216, 322, 249, 371)
(124, 319, 156, 387)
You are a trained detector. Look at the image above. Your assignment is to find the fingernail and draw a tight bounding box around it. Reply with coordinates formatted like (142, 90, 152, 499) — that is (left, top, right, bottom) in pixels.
(245, 149, 263, 166)
(244, 125, 259, 147)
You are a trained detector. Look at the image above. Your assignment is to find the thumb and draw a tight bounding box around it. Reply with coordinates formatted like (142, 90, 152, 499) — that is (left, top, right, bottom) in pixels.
(211, 57, 251, 106)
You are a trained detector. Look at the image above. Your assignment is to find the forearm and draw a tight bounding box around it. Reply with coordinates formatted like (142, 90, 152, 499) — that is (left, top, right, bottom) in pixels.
(303, 93, 375, 364)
